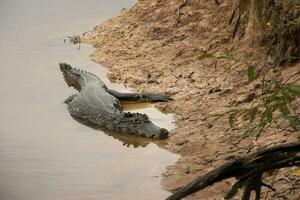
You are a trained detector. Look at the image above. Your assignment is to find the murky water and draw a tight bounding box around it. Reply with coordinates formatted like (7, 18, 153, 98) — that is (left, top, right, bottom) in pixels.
(0, 1, 178, 200)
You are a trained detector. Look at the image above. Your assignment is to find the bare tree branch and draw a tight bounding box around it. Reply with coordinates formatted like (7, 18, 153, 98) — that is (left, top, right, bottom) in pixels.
(166, 142, 300, 200)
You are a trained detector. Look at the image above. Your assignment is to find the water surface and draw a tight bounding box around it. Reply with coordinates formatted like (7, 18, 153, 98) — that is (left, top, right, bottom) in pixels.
(0, 1, 178, 199)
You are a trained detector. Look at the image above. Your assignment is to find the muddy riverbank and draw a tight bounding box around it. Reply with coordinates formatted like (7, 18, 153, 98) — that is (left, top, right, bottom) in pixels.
(82, 0, 300, 199)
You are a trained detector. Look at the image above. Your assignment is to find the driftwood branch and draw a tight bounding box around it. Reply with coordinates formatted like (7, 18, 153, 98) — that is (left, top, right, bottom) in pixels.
(166, 142, 300, 200)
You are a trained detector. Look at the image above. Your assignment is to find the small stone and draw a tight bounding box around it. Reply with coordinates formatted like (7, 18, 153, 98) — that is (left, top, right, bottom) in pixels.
(184, 167, 190, 174)
(176, 140, 188, 145)
(200, 116, 207, 121)
(206, 123, 213, 129)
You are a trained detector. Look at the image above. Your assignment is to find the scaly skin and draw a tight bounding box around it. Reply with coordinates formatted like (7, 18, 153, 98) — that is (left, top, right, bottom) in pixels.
(59, 63, 171, 139)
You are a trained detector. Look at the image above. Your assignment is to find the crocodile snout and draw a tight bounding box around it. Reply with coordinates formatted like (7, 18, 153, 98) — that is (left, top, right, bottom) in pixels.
(152, 128, 168, 139)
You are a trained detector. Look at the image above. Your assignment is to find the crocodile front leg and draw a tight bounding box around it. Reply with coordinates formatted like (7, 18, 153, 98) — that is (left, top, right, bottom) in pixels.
(107, 89, 172, 103)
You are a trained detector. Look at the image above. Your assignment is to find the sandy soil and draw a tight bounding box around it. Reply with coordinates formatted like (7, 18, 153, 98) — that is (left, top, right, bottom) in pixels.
(81, 0, 300, 199)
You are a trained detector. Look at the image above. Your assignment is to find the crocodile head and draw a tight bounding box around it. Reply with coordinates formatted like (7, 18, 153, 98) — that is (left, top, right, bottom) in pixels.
(118, 112, 169, 139)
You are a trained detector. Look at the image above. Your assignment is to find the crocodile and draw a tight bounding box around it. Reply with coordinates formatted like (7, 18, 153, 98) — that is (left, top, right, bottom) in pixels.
(59, 63, 172, 139)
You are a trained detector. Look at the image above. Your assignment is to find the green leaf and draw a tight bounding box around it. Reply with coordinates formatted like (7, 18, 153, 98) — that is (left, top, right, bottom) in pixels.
(280, 89, 292, 102)
(247, 65, 255, 81)
(198, 51, 213, 60)
(265, 92, 277, 104)
(288, 84, 300, 97)
(279, 102, 291, 117)
(256, 121, 266, 139)
(271, 78, 282, 90)
(287, 116, 300, 131)
(223, 48, 231, 58)
(263, 106, 273, 123)
(248, 107, 258, 122)
(228, 113, 235, 127)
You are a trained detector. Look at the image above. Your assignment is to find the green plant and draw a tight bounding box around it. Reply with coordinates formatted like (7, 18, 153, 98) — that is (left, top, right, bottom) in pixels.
(200, 50, 300, 139)
(226, 77, 300, 139)
(199, 48, 258, 82)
